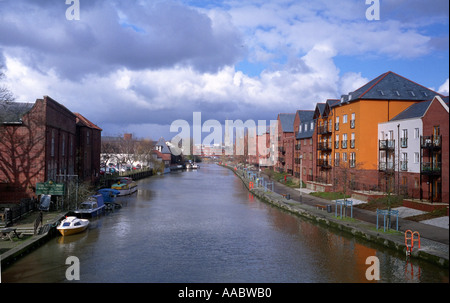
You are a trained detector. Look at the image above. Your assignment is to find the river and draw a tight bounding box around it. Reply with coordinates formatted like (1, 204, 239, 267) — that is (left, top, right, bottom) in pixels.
(1, 164, 448, 283)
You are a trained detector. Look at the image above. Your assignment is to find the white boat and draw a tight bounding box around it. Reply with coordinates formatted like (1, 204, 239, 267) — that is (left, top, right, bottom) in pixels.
(74, 194, 106, 217)
(57, 216, 89, 236)
(111, 177, 138, 196)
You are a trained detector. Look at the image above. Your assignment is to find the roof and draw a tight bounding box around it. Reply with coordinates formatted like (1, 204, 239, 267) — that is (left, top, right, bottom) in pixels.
(74, 112, 102, 131)
(0, 101, 35, 124)
(340, 71, 445, 103)
(390, 95, 449, 121)
(296, 111, 315, 139)
(277, 113, 295, 132)
(155, 137, 171, 154)
(296, 110, 314, 123)
(390, 100, 431, 121)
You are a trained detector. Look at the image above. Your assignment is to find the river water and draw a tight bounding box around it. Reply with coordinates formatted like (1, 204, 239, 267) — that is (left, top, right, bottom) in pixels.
(1, 164, 448, 283)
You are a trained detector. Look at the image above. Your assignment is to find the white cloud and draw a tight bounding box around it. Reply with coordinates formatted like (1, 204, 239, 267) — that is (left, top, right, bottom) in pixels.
(438, 78, 449, 95)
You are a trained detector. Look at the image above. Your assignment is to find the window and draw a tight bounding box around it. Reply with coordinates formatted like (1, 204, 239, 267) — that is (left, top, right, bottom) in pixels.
(342, 133, 348, 148)
(70, 136, 73, 157)
(310, 122, 314, 130)
(414, 152, 419, 163)
(335, 152, 340, 167)
(401, 153, 408, 171)
(299, 125, 302, 133)
(51, 130, 55, 157)
(401, 129, 408, 148)
(343, 152, 347, 162)
(62, 135, 66, 157)
(350, 152, 356, 167)
(414, 128, 419, 139)
(335, 116, 339, 130)
(87, 130, 90, 145)
(350, 133, 355, 148)
(335, 134, 339, 148)
(343, 114, 347, 124)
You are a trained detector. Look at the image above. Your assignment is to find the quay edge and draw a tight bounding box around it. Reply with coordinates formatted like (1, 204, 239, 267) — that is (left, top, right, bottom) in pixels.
(223, 164, 449, 269)
(1, 213, 68, 270)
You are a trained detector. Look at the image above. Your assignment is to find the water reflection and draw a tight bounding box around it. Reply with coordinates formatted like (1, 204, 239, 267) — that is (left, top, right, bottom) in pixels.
(1, 164, 448, 283)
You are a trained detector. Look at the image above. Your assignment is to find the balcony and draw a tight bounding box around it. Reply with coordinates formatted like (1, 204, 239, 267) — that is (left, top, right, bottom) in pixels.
(318, 123, 332, 135)
(400, 137, 408, 148)
(379, 140, 395, 150)
(421, 162, 441, 175)
(317, 141, 332, 151)
(317, 159, 331, 169)
(379, 161, 394, 172)
(350, 119, 355, 129)
(421, 135, 441, 149)
(341, 140, 347, 149)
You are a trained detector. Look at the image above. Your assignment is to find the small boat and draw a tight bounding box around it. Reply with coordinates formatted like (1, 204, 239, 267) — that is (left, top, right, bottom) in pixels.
(57, 216, 89, 236)
(191, 163, 199, 169)
(74, 194, 106, 218)
(97, 188, 121, 209)
(111, 177, 138, 196)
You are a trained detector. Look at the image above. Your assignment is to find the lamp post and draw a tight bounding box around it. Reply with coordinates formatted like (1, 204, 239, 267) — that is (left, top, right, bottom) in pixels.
(299, 154, 303, 202)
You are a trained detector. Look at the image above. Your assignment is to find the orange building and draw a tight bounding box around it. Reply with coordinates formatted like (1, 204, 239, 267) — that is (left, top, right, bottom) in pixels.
(330, 71, 446, 191)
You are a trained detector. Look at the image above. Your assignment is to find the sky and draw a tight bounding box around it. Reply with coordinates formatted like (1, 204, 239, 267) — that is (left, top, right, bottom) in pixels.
(0, 0, 448, 141)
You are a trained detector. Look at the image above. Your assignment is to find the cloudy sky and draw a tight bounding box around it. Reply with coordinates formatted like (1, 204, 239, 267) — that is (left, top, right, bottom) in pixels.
(0, 0, 448, 141)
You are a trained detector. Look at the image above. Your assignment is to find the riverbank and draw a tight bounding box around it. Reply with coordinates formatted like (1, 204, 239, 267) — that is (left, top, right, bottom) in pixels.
(1, 211, 68, 269)
(223, 163, 449, 268)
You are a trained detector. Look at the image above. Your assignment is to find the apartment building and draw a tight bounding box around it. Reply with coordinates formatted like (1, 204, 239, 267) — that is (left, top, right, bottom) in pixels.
(276, 113, 295, 173)
(293, 110, 315, 182)
(330, 71, 444, 192)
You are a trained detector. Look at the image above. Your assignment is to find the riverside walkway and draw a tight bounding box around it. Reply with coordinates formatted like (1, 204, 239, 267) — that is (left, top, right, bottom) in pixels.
(226, 164, 449, 268)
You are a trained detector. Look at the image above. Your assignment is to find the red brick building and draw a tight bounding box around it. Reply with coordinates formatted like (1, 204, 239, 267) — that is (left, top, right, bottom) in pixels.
(420, 96, 449, 203)
(0, 96, 102, 203)
(75, 112, 103, 182)
(276, 113, 295, 173)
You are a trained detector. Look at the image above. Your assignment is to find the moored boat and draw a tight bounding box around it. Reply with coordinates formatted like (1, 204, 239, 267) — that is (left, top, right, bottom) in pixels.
(97, 188, 122, 209)
(111, 177, 138, 196)
(57, 216, 89, 236)
(74, 194, 106, 218)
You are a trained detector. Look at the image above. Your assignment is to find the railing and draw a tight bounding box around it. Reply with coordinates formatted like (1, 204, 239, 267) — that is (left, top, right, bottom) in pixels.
(350, 119, 355, 129)
(318, 123, 332, 134)
(400, 160, 408, 171)
(317, 141, 332, 150)
(421, 135, 441, 149)
(341, 140, 347, 149)
(379, 139, 395, 150)
(379, 161, 394, 171)
(335, 122, 339, 131)
(349, 159, 356, 168)
(317, 159, 332, 168)
(421, 162, 441, 174)
(350, 139, 355, 148)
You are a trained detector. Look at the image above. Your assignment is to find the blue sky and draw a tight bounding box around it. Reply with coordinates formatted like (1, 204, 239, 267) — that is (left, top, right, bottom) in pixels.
(0, 0, 448, 140)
